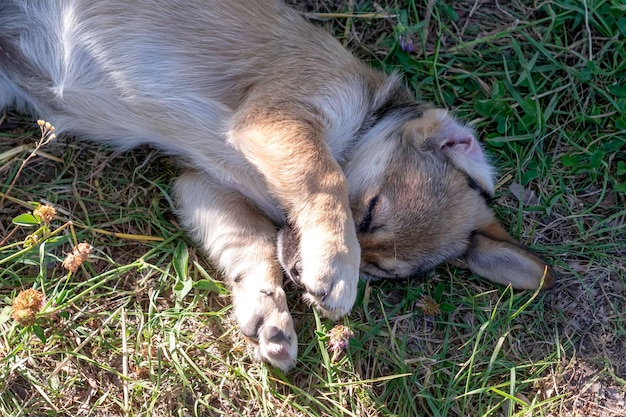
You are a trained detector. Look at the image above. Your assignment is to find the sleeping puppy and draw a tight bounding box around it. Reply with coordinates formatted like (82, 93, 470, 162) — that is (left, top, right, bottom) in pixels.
(0, 0, 554, 371)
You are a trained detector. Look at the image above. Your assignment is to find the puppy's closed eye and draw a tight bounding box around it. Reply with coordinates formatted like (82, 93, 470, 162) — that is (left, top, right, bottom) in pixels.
(358, 196, 379, 233)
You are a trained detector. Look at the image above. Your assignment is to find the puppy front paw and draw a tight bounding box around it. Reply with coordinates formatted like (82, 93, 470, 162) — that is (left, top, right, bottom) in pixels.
(301, 263, 359, 321)
(278, 224, 360, 320)
(234, 285, 298, 371)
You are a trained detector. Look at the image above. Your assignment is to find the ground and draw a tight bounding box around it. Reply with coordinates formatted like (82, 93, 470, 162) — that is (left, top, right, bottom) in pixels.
(1, 0, 625, 416)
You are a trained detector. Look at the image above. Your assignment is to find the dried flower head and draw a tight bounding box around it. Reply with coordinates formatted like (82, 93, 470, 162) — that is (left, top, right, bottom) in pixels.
(62, 242, 94, 273)
(12, 289, 45, 326)
(75, 242, 93, 256)
(33, 204, 57, 225)
(62, 253, 80, 273)
(36, 119, 57, 144)
(24, 233, 40, 248)
(416, 295, 441, 316)
(327, 324, 354, 361)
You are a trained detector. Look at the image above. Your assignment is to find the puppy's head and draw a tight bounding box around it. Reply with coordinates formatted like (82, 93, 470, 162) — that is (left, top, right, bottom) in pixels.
(278, 107, 554, 290)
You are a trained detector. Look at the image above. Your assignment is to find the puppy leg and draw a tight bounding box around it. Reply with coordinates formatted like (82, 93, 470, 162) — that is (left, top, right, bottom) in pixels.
(229, 105, 360, 320)
(173, 170, 297, 371)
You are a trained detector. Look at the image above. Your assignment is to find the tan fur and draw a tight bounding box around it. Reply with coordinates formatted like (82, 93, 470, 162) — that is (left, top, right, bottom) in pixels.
(0, 0, 554, 371)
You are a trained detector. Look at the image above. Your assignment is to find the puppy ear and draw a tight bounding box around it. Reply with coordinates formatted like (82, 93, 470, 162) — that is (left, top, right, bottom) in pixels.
(438, 121, 495, 196)
(462, 219, 555, 289)
(416, 109, 495, 196)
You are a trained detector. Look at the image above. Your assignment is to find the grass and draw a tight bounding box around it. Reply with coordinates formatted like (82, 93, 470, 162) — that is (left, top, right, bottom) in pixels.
(1, 0, 625, 416)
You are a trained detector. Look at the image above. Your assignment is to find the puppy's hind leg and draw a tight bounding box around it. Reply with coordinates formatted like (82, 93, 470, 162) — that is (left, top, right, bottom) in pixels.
(173, 170, 297, 371)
